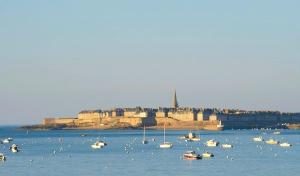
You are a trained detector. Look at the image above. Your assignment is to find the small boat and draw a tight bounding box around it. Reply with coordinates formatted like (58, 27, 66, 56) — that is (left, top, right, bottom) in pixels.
(252, 136, 264, 142)
(273, 131, 281, 135)
(280, 142, 292, 147)
(205, 140, 219, 147)
(222, 144, 233, 148)
(182, 131, 201, 142)
(160, 123, 172, 149)
(265, 139, 279, 145)
(202, 152, 214, 158)
(183, 151, 202, 160)
(9, 144, 20, 153)
(80, 134, 87, 137)
(2, 139, 11, 144)
(91, 141, 107, 149)
(160, 142, 173, 149)
(142, 126, 148, 144)
(0, 153, 6, 161)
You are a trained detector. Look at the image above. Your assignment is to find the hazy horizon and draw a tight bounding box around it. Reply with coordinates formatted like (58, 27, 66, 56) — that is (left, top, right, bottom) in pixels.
(1, 0, 300, 125)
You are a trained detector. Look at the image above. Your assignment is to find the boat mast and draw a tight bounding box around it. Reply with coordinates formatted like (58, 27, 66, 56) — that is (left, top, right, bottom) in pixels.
(143, 125, 146, 140)
(164, 122, 166, 143)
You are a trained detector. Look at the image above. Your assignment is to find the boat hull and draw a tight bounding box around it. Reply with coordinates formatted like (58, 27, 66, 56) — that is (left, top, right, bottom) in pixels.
(183, 155, 202, 160)
(160, 143, 173, 149)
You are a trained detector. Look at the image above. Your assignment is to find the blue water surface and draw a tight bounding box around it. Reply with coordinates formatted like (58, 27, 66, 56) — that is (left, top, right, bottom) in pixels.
(0, 127, 299, 176)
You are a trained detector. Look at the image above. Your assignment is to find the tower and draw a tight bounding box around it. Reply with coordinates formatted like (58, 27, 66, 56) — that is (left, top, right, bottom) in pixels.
(173, 90, 179, 109)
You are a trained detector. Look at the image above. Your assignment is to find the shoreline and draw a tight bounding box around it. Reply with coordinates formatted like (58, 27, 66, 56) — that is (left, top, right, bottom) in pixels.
(19, 124, 300, 131)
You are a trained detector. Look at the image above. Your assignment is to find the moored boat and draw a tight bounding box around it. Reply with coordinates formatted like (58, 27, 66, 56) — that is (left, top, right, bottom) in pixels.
(9, 144, 20, 153)
(202, 152, 214, 158)
(160, 142, 173, 149)
(2, 138, 11, 144)
(222, 144, 233, 148)
(205, 140, 219, 147)
(280, 142, 292, 147)
(265, 139, 279, 145)
(252, 136, 264, 142)
(160, 123, 172, 149)
(183, 151, 202, 160)
(181, 131, 200, 142)
(0, 153, 6, 161)
(91, 141, 107, 149)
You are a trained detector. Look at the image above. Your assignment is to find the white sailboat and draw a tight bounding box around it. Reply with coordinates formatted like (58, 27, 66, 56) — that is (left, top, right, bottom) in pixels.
(142, 126, 148, 144)
(160, 123, 172, 149)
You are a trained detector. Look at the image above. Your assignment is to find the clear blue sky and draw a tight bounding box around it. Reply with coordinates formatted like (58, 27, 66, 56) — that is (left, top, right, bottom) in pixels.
(0, 0, 299, 124)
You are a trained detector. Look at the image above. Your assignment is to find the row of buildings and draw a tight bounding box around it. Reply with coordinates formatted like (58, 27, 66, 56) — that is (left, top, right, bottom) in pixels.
(43, 91, 300, 129)
(43, 106, 219, 127)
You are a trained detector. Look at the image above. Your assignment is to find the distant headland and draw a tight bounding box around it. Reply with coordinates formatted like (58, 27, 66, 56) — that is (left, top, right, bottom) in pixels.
(22, 91, 300, 131)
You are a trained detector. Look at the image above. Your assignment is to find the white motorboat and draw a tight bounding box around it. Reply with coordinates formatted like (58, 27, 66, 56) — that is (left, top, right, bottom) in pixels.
(252, 136, 264, 142)
(280, 142, 292, 147)
(265, 138, 279, 145)
(0, 153, 6, 161)
(202, 152, 214, 158)
(183, 151, 202, 160)
(142, 126, 148, 144)
(160, 123, 172, 149)
(2, 139, 10, 144)
(9, 144, 19, 153)
(2, 138, 13, 144)
(205, 140, 219, 147)
(91, 141, 107, 149)
(222, 144, 233, 148)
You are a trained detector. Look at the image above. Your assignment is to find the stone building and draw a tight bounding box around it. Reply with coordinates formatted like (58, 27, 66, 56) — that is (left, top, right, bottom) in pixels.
(170, 108, 198, 121)
(156, 107, 169, 118)
(77, 110, 102, 126)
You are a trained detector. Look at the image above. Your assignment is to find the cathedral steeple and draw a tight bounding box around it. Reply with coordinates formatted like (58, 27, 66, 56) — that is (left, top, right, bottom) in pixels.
(173, 90, 179, 109)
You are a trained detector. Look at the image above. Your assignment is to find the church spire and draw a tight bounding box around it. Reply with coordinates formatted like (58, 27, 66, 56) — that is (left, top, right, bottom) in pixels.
(173, 90, 179, 109)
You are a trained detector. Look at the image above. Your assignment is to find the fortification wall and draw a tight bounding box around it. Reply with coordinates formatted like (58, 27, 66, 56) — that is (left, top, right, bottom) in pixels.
(78, 112, 101, 120)
(44, 117, 75, 126)
(171, 111, 196, 121)
(119, 117, 142, 126)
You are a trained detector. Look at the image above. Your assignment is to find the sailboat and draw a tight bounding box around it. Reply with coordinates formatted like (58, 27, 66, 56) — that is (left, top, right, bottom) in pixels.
(142, 126, 148, 144)
(160, 123, 173, 149)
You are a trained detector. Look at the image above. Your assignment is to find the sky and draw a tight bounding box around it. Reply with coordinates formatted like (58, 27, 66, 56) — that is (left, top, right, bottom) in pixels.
(0, 0, 299, 125)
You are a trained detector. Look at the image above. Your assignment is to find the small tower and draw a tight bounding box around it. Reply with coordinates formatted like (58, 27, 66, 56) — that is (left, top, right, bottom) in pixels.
(173, 90, 179, 109)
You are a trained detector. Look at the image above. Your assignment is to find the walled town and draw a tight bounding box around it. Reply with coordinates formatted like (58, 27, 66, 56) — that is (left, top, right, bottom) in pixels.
(41, 92, 300, 130)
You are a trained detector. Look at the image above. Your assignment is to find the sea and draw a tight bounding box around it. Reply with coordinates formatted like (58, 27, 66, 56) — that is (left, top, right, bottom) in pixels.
(0, 126, 300, 176)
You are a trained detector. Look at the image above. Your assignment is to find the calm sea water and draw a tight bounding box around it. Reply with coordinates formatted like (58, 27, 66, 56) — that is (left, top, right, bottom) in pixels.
(0, 127, 300, 176)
